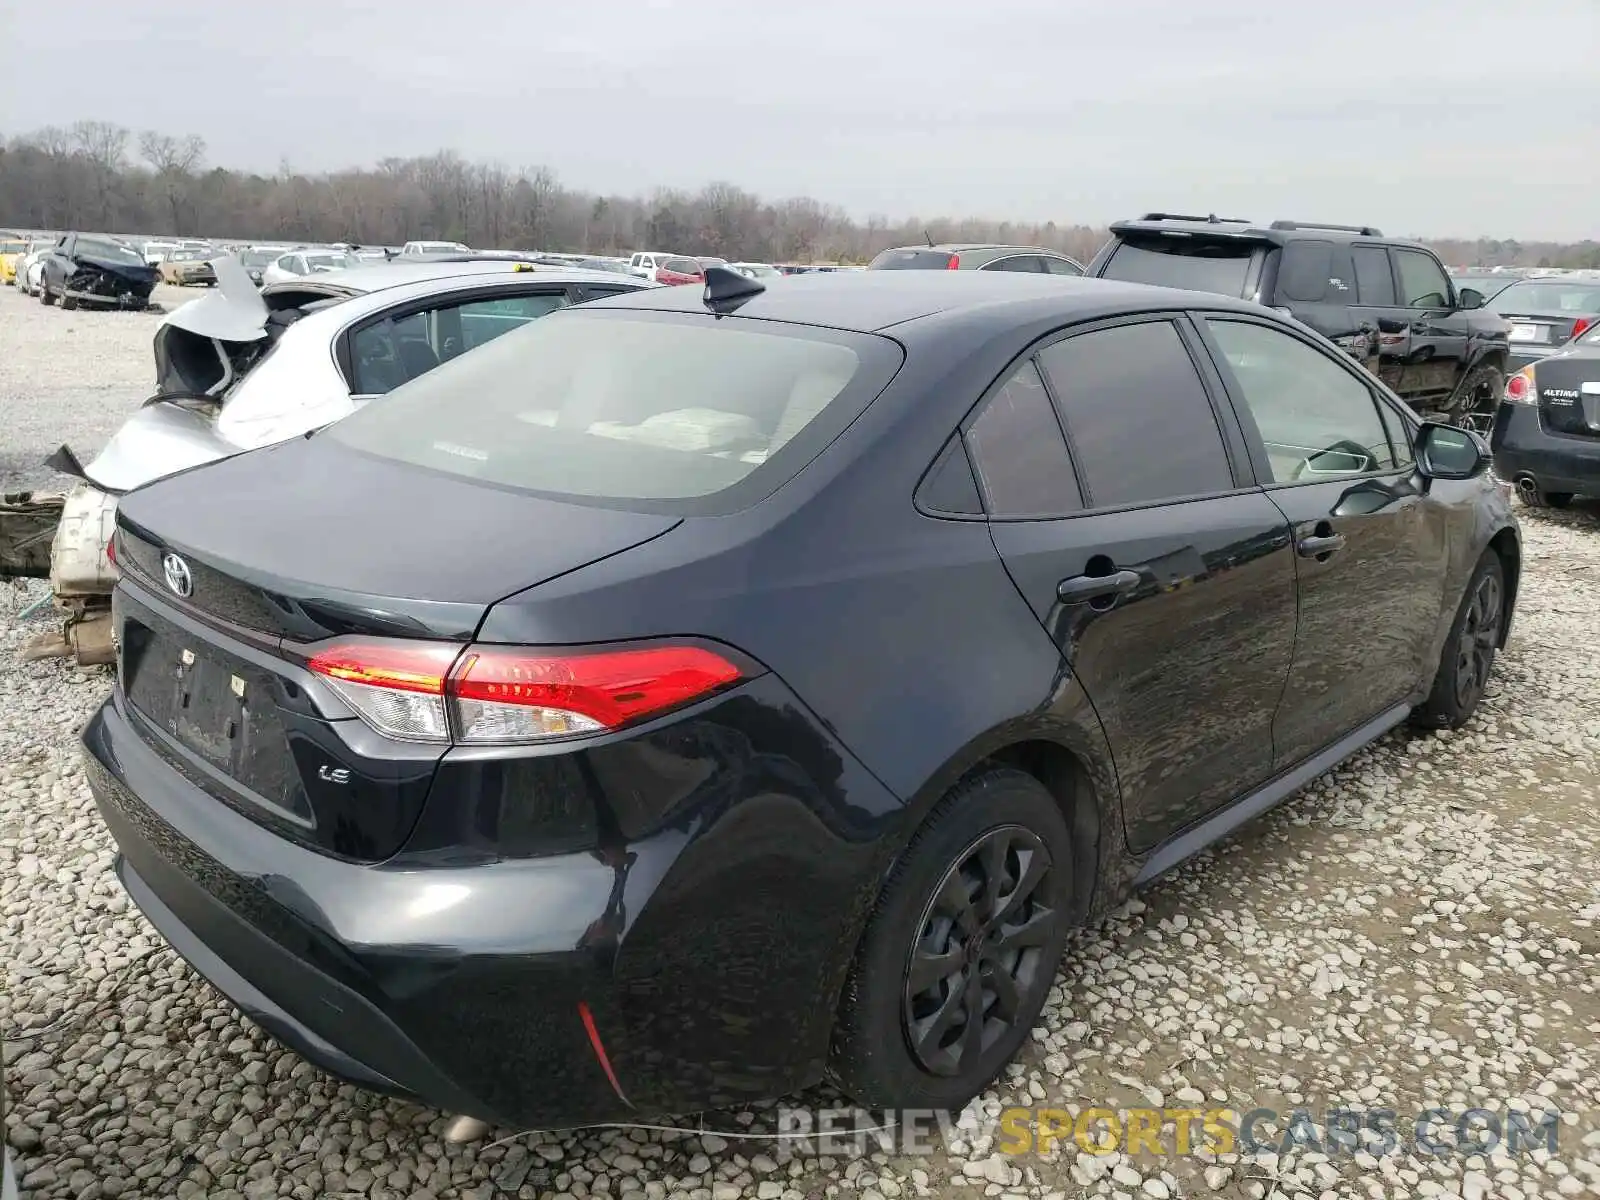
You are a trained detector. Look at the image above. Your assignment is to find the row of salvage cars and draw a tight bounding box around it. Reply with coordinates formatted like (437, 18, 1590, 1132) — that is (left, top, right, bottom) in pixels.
(3, 255, 656, 663)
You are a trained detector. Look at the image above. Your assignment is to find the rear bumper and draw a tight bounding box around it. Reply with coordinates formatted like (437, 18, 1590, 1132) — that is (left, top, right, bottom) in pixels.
(1507, 347, 1558, 372)
(83, 663, 900, 1126)
(1491, 402, 1600, 496)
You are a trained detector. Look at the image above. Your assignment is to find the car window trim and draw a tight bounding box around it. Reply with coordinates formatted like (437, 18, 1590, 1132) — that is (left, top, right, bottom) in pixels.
(333, 282, 582, 392)
(1189, 310, 1419, 490)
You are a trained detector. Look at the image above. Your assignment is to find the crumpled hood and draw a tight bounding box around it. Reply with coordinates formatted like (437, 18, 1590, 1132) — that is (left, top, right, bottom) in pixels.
(72, 254, 160, 284)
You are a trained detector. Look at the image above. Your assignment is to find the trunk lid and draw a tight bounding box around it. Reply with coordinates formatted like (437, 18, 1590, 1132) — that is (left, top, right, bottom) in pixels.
(115, 434, 682, 642)
(1530, 349, 1600, 440)
(1500, 310, 1591, 351)
(111, 434, 681, 861)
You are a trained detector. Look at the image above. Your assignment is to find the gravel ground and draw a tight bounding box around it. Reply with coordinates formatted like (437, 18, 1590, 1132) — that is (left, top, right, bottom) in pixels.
(3, 283, 1599, 1198)
(0, 282, 196, 492)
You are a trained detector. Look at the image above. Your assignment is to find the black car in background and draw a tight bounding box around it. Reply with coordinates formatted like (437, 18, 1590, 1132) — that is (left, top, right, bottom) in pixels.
(868, 243, 1084, 274)
(1494, 323, 1600, 507)
(83, 269, 1517, 1129)
(39, 233, 161, 310)
(1486, 277, 1600, 371)
(1085, 214, 1512, 430)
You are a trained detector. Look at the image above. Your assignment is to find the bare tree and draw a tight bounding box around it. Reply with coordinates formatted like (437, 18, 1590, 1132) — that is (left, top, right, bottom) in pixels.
(2, 122, 1592, 270)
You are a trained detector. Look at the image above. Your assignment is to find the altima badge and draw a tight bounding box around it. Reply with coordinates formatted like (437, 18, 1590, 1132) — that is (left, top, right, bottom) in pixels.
(161, 552, 194, 598)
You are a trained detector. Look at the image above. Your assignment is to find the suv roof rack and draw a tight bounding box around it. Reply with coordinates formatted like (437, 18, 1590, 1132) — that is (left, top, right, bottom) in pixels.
(1139, 212, 1252, 224)
(1269, 220, 1384, 236)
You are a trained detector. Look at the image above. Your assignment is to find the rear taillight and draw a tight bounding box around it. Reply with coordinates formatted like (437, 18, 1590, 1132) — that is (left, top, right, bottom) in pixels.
(946, 254, 960, 270)
(1505, 365, 1536, 405)
(1571, 316, 1593, 340)
(307, 639, 744, 744)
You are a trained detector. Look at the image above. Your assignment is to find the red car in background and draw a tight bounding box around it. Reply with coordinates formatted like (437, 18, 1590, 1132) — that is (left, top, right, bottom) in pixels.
(654, 256, 706, 285)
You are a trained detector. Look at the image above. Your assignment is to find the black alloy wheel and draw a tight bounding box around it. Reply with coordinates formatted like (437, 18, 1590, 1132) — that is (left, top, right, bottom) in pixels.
(903, 825, 1056, 1076)
(1447, 363, 1505, 435)
(828, 767, 1074, 1109)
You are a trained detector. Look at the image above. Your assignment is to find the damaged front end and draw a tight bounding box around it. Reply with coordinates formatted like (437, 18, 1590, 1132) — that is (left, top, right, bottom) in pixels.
(63, 256, 161, 309)
(6, 258, 282, 665)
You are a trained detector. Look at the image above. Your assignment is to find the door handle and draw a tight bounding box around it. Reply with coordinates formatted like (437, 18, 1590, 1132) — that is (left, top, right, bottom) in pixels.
(1296, 533, 1347, 558)
(1057, 569, 1141, 604)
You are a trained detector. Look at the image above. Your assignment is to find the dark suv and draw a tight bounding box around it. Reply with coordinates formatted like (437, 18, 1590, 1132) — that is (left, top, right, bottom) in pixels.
(868, 243, 1084, 275)
(1086, 214, 1512, 430)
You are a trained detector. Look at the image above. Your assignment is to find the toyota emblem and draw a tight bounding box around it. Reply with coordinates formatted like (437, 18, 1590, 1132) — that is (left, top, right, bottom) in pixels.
(161, 552, 194, 598)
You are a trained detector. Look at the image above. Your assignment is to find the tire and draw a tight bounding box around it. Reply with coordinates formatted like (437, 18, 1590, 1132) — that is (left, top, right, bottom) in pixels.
(1411, 552, 1507, 730)
(39, 279, 55, 306)
(829, 767, 1074, 1110)
(1517, 482, 1573, 509)
(59, 291, 77, 311)
(1444, 361, 1504, 434)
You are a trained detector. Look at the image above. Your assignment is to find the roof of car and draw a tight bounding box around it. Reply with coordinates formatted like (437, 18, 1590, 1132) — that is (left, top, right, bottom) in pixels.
(274, 260, 642, 297)
(581, 270, 1266, 333)
(1108, 215, 1405, 244)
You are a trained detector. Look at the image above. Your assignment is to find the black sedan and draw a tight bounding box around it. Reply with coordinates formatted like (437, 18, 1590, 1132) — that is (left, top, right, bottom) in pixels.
(1495, 325, 1600, 507)
(83, 269, 1518, 1128)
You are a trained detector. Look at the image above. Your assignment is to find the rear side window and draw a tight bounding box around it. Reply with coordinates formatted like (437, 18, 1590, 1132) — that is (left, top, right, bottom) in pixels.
(1042, 256, 1083, 276)
(1099, 237, 1255, 298)
(662, 257, 701, 274)
(964, 360, 1081, 516)
(328, 311, 898, 510)
(1351, 246, 1396, 306)
(982, 256, 1046, 273)
(1037, 321, 1234, 507)
(868, 248, 956, 270)
(1277, 241, 1334, 303)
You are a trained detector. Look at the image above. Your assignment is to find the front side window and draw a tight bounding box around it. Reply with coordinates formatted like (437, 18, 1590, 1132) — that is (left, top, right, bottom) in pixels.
(1205, 318, 1398, 483)
(963, 360, 1081, 516)
(1393, 250, 1452, 309)
(330, 311, 891, 507)
(1037, 320, 1234, 507)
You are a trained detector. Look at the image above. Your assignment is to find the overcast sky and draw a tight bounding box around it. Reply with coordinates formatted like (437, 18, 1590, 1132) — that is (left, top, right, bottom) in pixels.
(4, 0, 1597, 241)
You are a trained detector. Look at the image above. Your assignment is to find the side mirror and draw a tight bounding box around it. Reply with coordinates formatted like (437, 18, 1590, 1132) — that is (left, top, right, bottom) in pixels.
(1416, 421, 1491, 480)
(1459, 287, 1485, 310)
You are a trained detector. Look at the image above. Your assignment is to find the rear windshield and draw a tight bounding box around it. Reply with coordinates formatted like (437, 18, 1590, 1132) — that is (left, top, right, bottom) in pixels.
(1488, 281, 1600, 315)
(1099, 237, 1256, 297)
(326, 310, 903, 512)
(868, 248, 957, 270)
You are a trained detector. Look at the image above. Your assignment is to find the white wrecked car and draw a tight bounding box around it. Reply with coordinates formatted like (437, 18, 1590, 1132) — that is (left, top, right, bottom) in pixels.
(4, 255, 653, 663)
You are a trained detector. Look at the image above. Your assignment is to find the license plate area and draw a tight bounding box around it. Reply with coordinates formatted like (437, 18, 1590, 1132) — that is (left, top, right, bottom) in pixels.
(120, 609, 312, 823)
(1508, 323, 1546, 343)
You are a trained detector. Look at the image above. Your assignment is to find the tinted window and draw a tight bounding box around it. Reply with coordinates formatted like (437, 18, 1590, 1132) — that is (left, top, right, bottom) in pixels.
(982, 256, 1046, 273)
(867, 248, 957, 270)
(918, 434, 983, 516)
(1099, 238, 1255, 298)
(662, 257, 701, 274)
(1037, 321, 1234, 507)
(1351, 246, 1396, 306)
(1394, 250, 1451, 308)
(1276, 241, 1334, 303)
(963, 360, 1081, 516)
(1205, 319, 1397, 483)
(330, 311, 886, 506)
(1042, 256, 1083, 276)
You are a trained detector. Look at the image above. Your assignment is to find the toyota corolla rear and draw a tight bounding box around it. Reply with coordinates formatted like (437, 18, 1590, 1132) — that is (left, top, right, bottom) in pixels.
(82, 302, 908, 1127)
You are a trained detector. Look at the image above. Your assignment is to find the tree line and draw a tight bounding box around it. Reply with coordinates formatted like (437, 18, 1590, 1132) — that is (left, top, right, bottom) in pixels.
(2, 121, 1596, 269)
